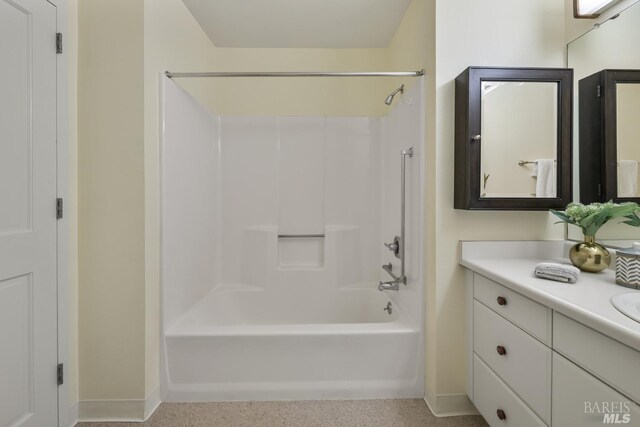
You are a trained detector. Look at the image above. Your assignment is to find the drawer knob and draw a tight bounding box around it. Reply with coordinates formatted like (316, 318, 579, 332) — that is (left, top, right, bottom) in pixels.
(496, 345, 507, 356)
(497, 296, 507, 306)
(497, 409, 506, 420)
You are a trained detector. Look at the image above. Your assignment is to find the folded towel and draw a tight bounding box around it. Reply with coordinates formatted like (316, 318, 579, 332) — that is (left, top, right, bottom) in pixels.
(534, 262, 580, 283)
(618, 160, 638, 198)
(533, 159, 556, 198)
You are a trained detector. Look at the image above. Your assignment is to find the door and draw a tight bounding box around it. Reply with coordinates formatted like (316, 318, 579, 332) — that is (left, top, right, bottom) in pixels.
(0, 0, 58, 426)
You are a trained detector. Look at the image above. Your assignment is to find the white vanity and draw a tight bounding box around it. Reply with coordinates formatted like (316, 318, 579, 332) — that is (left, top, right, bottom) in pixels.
(461, 241, 640, 426)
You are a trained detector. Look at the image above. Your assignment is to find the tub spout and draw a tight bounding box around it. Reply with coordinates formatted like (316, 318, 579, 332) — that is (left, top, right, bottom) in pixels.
(378, 280, 400, 291)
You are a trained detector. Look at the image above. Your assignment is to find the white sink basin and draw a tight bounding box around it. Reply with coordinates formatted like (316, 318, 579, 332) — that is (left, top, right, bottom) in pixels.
(611, 292, 640, 323)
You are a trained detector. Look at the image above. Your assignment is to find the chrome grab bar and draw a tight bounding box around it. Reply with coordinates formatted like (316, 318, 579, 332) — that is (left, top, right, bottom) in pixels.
(400, 147, 413, 282)
(380, 147, 413, 290)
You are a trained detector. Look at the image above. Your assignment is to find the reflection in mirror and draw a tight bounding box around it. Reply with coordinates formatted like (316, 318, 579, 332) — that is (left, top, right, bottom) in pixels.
(617, 83, 640, 198)
(480, 82, 558, 198)
(568, 0, 640, 242)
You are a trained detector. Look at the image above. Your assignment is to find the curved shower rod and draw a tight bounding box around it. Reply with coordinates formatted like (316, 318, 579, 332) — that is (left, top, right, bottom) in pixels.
(164, 70, 425, 79)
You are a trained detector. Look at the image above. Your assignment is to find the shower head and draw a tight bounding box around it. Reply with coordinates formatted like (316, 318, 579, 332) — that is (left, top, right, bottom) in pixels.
(384, 84, 405, 105)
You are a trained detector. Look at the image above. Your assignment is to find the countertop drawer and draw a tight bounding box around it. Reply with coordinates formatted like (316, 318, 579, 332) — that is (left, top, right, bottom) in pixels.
(553, 352, 640, 426)
(553, 312, 640, 404)
(474, 300, 552, 424)
(473, 355, 546, 427)
(474, 273, 551, 345)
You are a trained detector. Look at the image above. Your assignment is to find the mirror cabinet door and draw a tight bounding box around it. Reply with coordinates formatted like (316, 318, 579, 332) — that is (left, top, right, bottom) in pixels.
(616, 82, 640, 199)
(455, 67, 573, 210)
(579, 69, 640, 203)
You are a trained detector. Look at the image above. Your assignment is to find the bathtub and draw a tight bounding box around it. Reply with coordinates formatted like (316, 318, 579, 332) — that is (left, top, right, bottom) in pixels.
(160, 77, 426, 401)
(162, 285, 422, 401)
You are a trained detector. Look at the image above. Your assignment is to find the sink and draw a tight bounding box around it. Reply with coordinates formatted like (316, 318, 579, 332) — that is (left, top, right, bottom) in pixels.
(611, 292, 640, 323)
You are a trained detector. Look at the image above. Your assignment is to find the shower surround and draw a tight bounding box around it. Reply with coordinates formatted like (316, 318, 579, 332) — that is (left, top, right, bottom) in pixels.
(160, 76, 425, 401)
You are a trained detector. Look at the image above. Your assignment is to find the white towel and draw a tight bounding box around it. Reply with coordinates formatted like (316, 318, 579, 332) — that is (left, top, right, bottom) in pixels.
(533, 159, 556, 198)
(534, 262, 580, 283)
(618, 160, 638, 198)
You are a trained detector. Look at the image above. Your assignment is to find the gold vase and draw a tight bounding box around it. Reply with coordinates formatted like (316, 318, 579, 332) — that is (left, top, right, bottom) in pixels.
(569, 235, 611, 273)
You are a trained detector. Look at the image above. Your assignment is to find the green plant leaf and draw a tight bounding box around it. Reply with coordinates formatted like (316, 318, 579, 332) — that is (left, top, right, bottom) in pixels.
(623, 212, 640, 227)
(550, 202, 640, 236)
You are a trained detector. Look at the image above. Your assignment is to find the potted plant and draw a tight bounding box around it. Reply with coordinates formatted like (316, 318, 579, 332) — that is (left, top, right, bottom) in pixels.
(551, 202, 639, 272)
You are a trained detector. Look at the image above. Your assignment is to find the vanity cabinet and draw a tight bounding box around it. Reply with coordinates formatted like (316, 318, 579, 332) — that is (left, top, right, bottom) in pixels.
(467, 272, 640, 426)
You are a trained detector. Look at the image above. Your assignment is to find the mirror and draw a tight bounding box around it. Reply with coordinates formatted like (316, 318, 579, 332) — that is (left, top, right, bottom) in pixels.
(578, 70, 640, 203)
(617, 82, 640, 197)
(568, 1, 640, 242)
(454, 67, 573, 210)
(481, 82, 558, 198)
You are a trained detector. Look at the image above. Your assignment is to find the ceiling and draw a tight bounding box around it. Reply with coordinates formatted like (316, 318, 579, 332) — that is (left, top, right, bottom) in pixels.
(181, 0, 413, 48)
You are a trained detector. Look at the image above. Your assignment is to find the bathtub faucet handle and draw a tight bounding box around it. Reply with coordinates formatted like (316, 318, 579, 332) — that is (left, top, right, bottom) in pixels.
(383, 302, 392, 314)
(384, 236, 401, 258)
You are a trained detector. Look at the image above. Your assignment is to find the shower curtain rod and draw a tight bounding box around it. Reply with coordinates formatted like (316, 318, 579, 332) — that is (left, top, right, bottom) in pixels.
(164, 70, 425, 79)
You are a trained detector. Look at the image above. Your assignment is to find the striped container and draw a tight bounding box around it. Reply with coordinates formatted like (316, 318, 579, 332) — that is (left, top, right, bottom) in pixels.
(616, 242, 640, 289)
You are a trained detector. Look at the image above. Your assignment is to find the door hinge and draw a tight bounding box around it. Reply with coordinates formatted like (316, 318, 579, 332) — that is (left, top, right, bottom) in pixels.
(56, 33, 62, 54)
(596, 85, 601, 97)
(56, 198, 63, 219)
(598, 184, 602, 196)
(57, 363, 64, 386)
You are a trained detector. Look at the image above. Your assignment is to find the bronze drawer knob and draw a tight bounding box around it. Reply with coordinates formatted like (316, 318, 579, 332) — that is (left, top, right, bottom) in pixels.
(497, 409, 506, 420)
(497, 296, 507, 306)
(496, 345, 507, 356)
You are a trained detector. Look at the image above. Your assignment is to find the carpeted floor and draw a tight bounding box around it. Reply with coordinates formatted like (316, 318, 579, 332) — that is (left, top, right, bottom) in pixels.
(77, 399, 488, 427)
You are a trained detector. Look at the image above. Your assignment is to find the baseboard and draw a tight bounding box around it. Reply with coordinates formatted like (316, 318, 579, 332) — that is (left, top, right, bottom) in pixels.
(68, 401, 78, 427)
(424, 386, 479, 417)
(144, 386, 162, 421)
(77, 387, 161, 423)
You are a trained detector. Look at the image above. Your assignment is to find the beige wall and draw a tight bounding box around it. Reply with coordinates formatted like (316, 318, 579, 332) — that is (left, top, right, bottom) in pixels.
(211, 49, 390, 116)
(432, 0, 565, 406)
(78, 0, 146, 400)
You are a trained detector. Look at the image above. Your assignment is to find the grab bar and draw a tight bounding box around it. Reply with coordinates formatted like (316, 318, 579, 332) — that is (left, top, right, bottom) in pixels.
(399, 147, 413, 284)
(381, 147, 413, 288)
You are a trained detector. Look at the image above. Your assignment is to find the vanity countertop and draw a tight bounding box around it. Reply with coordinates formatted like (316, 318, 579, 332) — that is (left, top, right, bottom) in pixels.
(460, 240, 640, 352)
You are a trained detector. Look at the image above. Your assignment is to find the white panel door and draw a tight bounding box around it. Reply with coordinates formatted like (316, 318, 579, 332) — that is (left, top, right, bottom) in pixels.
(0, 0, 58, 426)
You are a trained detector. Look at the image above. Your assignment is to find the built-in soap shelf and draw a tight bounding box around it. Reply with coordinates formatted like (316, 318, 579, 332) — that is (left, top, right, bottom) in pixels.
(278, 234, 325, 268)
(241, 226, 361, 287)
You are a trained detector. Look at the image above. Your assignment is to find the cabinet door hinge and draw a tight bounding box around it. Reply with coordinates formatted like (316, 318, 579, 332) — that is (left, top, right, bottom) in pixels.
(56, 33, 62, 54)
(56, 198, 63, 219)
(57, 363, 64, 386)
(596, 85, 601, 97)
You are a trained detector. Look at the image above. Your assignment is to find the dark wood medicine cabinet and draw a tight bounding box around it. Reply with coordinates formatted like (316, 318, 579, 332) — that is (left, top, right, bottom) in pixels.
(454, 67, 573, 210)
(579, 69, 640, 203)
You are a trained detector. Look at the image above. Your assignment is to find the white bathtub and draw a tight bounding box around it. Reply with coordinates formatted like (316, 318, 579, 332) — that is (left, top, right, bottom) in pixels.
(162, 285, 422, 401)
